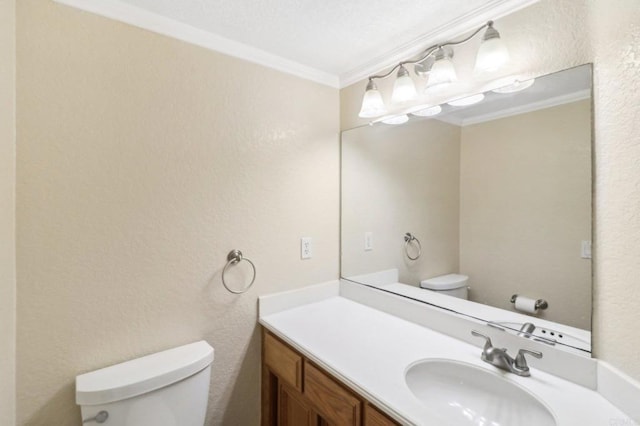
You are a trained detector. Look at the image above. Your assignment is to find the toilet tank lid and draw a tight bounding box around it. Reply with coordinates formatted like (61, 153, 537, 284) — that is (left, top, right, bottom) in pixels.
(420, 274, 468, 290)
(76, 340, 214, 406)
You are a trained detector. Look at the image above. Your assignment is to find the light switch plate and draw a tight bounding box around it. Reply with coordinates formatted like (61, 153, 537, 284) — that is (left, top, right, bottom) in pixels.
(581, 240, 592, 259)
(301, 237, 312, 259)
(364, 232, 373, 251)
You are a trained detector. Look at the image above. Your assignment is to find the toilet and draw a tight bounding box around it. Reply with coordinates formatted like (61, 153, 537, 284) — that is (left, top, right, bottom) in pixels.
(76, 340, 214, 425)
(420, 274, 469, 299)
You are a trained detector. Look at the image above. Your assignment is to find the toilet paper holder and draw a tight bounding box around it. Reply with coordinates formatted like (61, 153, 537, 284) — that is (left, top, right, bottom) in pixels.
(510, 294, 548, 310)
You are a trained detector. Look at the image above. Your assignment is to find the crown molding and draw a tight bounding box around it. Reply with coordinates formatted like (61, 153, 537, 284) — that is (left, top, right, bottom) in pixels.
(338, 0, 540, 88)
(53, 0, 340, 88)
(53, 0, 539, 90)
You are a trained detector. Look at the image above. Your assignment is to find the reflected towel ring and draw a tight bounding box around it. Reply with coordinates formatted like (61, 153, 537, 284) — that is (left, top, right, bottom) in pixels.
(404, 232, 422, 260)
(222, 249, 256, 294)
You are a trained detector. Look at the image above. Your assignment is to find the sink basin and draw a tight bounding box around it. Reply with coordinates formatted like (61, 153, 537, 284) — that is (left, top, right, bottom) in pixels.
(405, 359, 556, 426)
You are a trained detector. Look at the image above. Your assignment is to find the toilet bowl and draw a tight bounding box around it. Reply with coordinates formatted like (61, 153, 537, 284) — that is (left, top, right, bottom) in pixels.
(420, 274, 469, 299)
(76, 340, 214, 426)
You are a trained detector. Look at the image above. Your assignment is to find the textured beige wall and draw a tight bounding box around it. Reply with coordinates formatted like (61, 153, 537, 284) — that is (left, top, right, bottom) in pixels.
(590, 0, 640, 382)
(459, 100, 592, 330)
(0, 0, 16, 425)
(341, 119, 460, 284)
(16, 1, 338, 425)
(341, 0, 640, 381)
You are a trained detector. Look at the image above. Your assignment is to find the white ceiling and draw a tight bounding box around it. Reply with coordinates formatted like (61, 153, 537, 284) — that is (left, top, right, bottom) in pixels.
(56, 0, 538, 87)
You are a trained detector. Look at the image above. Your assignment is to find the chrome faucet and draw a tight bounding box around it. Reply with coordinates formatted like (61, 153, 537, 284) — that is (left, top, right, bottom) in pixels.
(471, 330, 542, 377)
(518, 322, 536, 338)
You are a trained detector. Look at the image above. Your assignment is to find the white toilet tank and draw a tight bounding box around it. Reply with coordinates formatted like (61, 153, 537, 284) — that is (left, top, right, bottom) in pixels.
(76, 341, 214, 426)
(420, 274, 469, 299)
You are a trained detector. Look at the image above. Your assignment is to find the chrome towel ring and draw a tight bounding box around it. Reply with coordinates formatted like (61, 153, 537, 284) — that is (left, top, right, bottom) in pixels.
(404, 232, 422, 260)
(222, 249, 256, 294)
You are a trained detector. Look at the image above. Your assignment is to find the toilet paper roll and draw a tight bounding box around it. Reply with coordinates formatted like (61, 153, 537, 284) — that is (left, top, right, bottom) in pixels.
(514, 296, 538, 314)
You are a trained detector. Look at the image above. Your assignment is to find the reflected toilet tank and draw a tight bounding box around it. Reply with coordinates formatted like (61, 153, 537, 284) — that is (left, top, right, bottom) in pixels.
(76, 341, 214, 426)
(420, 274, 469, 299)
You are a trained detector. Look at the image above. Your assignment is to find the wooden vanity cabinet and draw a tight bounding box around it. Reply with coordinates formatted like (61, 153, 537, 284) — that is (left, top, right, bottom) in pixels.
(364, 404, 398, 426)
(262, 329, 400, 426)
(304, 362, 361, 425)
(279, 382, 317, 426)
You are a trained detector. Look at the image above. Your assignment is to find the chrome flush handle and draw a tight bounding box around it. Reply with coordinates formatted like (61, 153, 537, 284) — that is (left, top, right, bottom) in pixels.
(83, 411, 109, 424)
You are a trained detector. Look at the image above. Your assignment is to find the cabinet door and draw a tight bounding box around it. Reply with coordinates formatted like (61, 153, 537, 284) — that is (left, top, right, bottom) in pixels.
(364, 403, 400, 426)
(278, 383, 317, 426)
(304, 362, 361, 426)
(264, 332, 303, 391)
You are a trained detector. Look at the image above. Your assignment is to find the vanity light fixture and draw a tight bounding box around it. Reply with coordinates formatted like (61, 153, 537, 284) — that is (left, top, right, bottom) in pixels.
(425, 48, 457, 91)
(358, 20, 509, 119)
(358, 79, 387, 118)
(391, 65, 418, 103)
(448, 93, 485, 107)
(475, 21, 510, 73)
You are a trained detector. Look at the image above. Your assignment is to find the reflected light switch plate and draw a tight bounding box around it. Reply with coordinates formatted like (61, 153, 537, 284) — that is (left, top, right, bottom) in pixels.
(581, 240, 592, 259)
(364, 232, 373, 251)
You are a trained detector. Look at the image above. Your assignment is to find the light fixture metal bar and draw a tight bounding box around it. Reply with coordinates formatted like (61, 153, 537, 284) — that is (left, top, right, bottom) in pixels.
(367, 21, 493, 83)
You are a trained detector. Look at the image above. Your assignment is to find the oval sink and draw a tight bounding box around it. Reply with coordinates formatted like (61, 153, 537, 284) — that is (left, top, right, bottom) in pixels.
(405, 359, 556, 426)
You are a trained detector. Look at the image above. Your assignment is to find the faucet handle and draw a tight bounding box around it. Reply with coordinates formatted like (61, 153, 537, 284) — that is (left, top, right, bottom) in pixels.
(471, 330, 493, 352)
(515, 348, 543, 372)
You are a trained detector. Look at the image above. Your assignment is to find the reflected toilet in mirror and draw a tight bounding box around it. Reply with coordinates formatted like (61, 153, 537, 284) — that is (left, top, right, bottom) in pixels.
(420, 274, 469, 300)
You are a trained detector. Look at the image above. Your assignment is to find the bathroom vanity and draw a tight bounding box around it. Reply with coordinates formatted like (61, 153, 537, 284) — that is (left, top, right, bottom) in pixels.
(262, 330, 398, 426)
(259, 280, 639, 426)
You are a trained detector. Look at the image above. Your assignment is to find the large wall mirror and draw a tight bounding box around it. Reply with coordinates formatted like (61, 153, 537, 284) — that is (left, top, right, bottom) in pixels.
(341, 64, 593, 356)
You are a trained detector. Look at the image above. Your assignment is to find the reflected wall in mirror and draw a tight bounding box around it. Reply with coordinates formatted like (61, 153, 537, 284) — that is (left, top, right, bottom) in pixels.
(341, 65, 592, 354)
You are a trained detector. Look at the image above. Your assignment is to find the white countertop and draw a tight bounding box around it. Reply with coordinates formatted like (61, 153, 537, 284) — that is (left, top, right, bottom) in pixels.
(260, 294, 634, 426)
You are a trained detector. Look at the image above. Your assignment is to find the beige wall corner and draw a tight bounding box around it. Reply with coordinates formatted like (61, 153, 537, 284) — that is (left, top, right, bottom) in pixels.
(16, 0, 339, 424)
(0, 0, 16, 424)
(590, 0, 640, 381)
(340, 80, 371, 131)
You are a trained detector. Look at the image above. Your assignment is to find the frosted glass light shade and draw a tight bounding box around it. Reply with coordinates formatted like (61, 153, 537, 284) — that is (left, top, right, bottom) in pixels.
(391, 66, 417, 103)
(475, 37, 509, 73)
(426, 56, 457, 90)
(358, 80, 387, 118)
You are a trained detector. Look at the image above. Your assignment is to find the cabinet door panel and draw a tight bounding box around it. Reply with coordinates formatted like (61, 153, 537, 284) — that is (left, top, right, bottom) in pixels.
(278, 383, 316, 426)
(364, 403, 400, 426)
(264, 332, 303, 391)
(304, 362, 361, 426)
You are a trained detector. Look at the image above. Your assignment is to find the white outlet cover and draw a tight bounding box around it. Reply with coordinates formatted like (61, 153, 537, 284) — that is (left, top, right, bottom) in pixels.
(301, 237, 313, 259)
